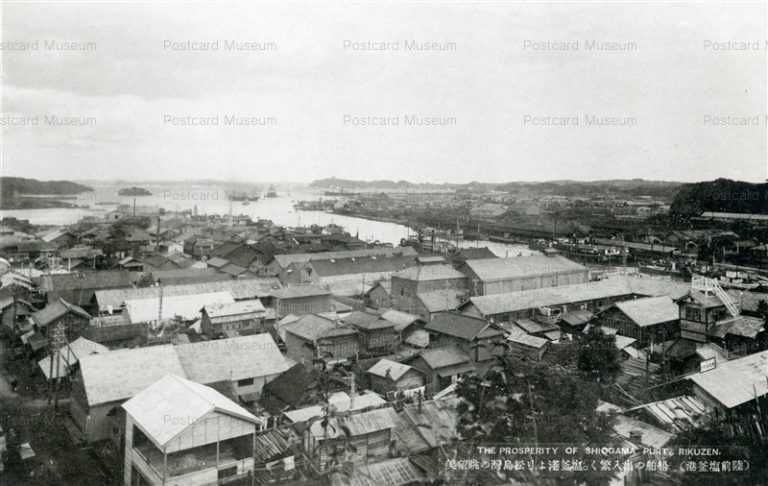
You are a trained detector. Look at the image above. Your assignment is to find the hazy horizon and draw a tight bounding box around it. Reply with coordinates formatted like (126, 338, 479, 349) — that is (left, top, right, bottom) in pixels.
(2, 2, 766, 183)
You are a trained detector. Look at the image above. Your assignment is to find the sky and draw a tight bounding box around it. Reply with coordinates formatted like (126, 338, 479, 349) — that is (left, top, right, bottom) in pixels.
(0, 1, 766, 184)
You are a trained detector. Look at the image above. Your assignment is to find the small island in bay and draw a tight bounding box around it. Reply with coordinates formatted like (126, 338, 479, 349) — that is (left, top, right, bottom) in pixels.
(118, 186, 153, 196)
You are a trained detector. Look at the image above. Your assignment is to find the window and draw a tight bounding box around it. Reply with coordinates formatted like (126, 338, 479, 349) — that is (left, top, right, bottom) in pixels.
(237, 378, 254, 386)
(218, 466, 237, 479)
(684, 307, 702, 323)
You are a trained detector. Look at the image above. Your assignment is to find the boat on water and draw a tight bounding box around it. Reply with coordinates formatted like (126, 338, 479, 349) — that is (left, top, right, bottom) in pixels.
(229, 192, 260, 202)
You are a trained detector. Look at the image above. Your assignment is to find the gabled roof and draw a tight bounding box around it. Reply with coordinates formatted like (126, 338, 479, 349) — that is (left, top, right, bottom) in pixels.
(380, 309, 423, 332)
(515, 318, 559, 334)
(613, 296, 678, 327)
(79, 345, 187, 406)
(425, 313, 500, 341)
(175, 334, 290, 384)
(367, 358, 418, 381)
(123, 374, 258, 447)
(260, 364, 312, 413)
(272, 247, 417, 269)
(689, 349, 768, 409)
(31, 298, 91, 327)
(309, 255, 415, 277)
(284, 314, 357, 341)
(464, 255, 586, 282)
(393, 264, 466, 282)
(39, 270, 133, 293)
(273, 284, 331, 299)
(148, 268, 232, 285)
(220, 263, 248, 276)
(95, 278, 281, 312)
(342, 311, 394, 331)
(466, 276, 689, 317)
(124, 291, 234, 323)
(206, 256, 229, 268)
(417, 290, 464, 313)
(416, 346, 472, 370)
(709, 315, 764, 339)
(38, 337, 109, 380)
(203, 300, 266, 319)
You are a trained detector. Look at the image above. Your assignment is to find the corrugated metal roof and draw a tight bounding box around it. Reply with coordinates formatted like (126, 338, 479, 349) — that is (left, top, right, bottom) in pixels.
(468, 276, 688, 316)
(95, 277, 281, 312)
(626, 395, 708, 432)
(465, 255, 586, 282)
(330, 457, 425, 486)
(273, 247, 417, 269)
(689, 349, 768, 409)
(125, 291, 234, 323)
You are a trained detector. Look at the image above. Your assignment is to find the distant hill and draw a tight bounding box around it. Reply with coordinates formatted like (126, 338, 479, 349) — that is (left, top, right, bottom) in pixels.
(310, 177, 682, 199)
(670, 178, 768, 217)
(0, 177, 92, 198)
(0, 177, 93, 209)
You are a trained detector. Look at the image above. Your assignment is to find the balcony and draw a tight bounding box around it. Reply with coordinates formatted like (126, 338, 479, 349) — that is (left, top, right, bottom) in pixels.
(132, 438, 254, 486)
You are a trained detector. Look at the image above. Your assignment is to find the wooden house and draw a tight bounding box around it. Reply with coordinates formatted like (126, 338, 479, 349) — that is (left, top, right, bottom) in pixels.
(406, 346, 474, 394)
(366, 358, 425, 395)
(595, 296, 680, 348)
(201, 300, 267, 337)
(423, 312, 505, 362)
(341, 311, 398, 356)
(283, 314, 359, 365)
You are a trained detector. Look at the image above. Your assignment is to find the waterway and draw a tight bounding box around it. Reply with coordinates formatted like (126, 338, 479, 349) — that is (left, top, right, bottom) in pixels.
(0, 182, 536, 256)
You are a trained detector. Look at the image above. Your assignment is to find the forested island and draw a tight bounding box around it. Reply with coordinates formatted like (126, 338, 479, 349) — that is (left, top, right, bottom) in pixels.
(0, 177, 93, 209)
(118, 186, 152, 196)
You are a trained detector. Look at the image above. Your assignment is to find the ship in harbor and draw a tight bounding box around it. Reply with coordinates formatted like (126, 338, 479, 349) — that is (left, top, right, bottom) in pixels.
(228, 192, 260, 202)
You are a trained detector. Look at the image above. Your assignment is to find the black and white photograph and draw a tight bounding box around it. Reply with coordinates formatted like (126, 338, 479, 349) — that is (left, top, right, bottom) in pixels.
(0, 1, 767, 485)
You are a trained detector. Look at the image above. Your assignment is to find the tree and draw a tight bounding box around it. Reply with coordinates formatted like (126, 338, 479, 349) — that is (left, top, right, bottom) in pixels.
(455, 357, 620, 485)
(669, 413, 768, 486)
(756, 299, 768, 322)
(577, 326, 621, 383)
